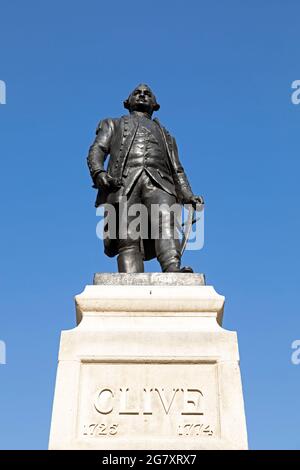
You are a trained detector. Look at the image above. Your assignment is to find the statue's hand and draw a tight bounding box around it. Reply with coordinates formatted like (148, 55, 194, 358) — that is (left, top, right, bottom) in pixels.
(183, 195, 205, 210)
(95, 171, 115, 189)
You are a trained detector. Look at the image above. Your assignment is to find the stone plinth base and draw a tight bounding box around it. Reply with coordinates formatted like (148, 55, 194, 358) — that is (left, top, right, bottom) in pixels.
(49, 274, 248, 449)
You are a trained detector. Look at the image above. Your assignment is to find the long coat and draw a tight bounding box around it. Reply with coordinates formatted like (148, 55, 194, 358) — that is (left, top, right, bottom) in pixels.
(87, 114, 194, 259)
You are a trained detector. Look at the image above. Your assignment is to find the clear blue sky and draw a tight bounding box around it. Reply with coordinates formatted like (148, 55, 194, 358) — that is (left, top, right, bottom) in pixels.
(0, 0, 299, 450)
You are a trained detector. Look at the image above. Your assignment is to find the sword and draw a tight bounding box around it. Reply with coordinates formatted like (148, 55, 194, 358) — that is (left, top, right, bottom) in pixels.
(180, 204, 203, 256)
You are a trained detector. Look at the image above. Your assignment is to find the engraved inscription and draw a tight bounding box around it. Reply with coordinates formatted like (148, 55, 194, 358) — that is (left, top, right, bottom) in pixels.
(83, 423, 119, 436)
(93, 387, 204, 416)
(178, 423, 214, 437)
(78, 362, 220, 440)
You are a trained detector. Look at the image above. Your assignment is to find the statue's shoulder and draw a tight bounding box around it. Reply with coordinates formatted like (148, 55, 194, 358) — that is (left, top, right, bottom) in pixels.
(95, 117, 120, 134)
(153, 118, 172, 138)
(154, 118, 174, 143)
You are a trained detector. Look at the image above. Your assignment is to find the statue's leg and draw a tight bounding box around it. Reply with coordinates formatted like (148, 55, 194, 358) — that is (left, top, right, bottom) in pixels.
(116, 177, 144, 273)
(117, 245, 144, 273)
(156, 231, 182, 272)
(142, 177, 183, 272)
(154, 199, 181, 272)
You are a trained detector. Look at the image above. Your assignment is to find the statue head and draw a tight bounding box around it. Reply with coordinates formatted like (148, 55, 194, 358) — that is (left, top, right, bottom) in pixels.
(123, 84, 160, 115)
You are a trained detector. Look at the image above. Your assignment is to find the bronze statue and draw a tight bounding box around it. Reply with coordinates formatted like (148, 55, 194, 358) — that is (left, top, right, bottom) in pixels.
(87, 84, 204, 273)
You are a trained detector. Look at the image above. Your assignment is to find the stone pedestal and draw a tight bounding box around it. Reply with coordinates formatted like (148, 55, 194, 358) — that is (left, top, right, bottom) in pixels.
(49, 274, 248, 449)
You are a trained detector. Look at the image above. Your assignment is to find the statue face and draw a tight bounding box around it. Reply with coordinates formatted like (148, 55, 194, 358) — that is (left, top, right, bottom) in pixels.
(127, 84, 157, 114)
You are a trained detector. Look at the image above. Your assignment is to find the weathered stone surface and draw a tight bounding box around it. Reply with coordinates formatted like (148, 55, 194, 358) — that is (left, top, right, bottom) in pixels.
(93, 272, 206, 286)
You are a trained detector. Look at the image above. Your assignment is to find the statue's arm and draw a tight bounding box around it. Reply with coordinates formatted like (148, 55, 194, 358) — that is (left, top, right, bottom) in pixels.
(171, 137, 204, 207)
(171, 137, 193, 200)
(87, 118, 114, 185)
